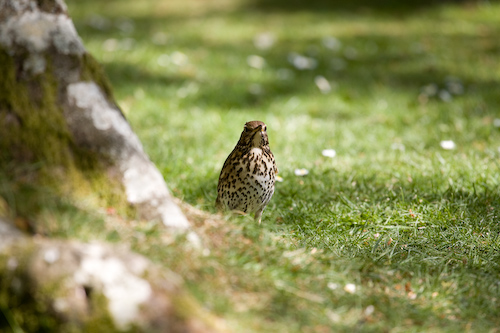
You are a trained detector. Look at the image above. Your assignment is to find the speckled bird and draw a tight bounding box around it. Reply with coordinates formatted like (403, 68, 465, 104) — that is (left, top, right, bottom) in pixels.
(216, 121, 278, 223)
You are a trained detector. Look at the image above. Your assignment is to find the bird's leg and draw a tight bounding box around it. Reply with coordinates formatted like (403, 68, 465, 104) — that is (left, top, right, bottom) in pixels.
(233, 210, 247, 216)
(254, 209, 263, 224)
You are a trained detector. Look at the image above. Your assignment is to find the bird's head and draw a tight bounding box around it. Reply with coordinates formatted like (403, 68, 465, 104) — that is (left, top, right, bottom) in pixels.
(237, 120, 269, 148)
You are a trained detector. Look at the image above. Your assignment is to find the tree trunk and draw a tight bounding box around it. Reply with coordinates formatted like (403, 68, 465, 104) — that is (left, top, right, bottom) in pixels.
(0, 0, 190, 230)
(0, 0, 215, 331)
(0, 217, 218, 332)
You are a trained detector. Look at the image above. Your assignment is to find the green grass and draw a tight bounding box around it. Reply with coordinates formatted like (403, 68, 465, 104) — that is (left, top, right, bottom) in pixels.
(10, 0, 500, 330)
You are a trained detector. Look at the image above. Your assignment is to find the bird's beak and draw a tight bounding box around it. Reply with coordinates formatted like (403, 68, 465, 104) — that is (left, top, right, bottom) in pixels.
(253, 125, 263, 132)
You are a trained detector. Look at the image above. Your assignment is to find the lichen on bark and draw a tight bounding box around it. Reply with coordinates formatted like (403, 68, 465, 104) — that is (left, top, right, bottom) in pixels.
(0, 219, 215, 332)
(0, 0, 190, 229)
(0, 0, 208, 330)
(0, 47, 130, 218)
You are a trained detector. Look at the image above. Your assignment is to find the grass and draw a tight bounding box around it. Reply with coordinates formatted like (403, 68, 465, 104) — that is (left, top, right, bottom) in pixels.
(6, 0, 500, 331)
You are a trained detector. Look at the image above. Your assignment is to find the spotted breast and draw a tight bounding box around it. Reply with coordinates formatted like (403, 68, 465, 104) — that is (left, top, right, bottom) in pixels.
(216, 121, 278, 223)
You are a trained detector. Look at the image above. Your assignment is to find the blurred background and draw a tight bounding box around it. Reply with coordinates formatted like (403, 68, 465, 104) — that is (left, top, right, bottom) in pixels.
(62, 1, 500, 329)
(65, 0, 500, 209)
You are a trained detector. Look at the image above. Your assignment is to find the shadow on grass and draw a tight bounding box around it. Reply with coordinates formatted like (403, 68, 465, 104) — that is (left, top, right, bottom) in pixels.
(69, 9, 500, 120)
(245, 0, 475, 14)
(94, 45, 499, 119)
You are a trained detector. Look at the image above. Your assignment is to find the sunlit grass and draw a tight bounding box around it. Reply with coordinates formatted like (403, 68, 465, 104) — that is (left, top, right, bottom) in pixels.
(54, 0, 500, 330)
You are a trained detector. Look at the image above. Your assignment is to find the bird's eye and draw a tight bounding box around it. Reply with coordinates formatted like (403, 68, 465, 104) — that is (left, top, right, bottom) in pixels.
(244, 127, 250, 132)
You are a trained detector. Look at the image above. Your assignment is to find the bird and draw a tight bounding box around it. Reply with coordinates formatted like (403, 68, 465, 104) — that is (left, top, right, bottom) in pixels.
(216, 120, 278, 224)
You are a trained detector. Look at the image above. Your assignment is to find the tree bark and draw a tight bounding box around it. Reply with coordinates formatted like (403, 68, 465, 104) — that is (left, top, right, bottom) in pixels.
(0, 0, 215, 330)
(0, 218, 218, 332)
(0, 0, 191, 231)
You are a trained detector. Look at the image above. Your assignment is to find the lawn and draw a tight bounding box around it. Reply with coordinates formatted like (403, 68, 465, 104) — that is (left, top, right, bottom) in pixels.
(56, 0, 500, 330)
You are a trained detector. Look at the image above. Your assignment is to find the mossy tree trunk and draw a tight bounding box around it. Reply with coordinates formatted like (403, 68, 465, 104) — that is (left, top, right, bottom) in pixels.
(0, 0, 190, 230)
(0, 217, 217, 332)
(0, 1, 215, 331)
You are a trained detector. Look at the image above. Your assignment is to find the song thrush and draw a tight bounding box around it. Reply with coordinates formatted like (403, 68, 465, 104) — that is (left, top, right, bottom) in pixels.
(216, 121, 278, 223)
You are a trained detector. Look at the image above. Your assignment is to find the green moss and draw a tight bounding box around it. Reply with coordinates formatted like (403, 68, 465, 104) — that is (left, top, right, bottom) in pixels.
(0, 197, 8, 217)
(0, 243, 60, 332)
(0, 49, 72, 168)
(0, 48, 134, 220)
(0, 242, 118, 332)
(82, 292, 118, 332)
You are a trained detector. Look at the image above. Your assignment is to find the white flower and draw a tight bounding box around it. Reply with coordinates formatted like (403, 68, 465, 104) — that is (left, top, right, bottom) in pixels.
(102, 38, 118, 52)
(133, 88, 145, 99)
(364, 305, 375, 316)
(117, 19, 135, 34)
(170, 51, 188, 66)
(493, 118, 500, 128)
(248, 83, 263, 95)
(440, 140, 456, 150)
(177, 82, 199, 99)
(247, 55, 265, 69)
(43, 248, 60, 264)
(151, 32, 168, 45)
(344, 283, 356, 294)
(343, 47, 358, 59)
(275, 175, 284, 182)
(294, 168, 309, 176)
(288, 52, 317, 70)
(314, 76, 331, 93)
(88, 15, 110, 31)
(157, 54, 170, 67)
(439, 90, 452, 102)
(321, 149, 336, 158)
(391, 143, 405, 151)
(377, 99, 388, 110)
(421, 83, 438, 96)
(326, 309, 340, 323)
(446, 80, 464, 95)
(277, 68, 294, 80)
(322, 36, 342, 51)
(119, 38, 135, 51)
(327, 282, 339, 290)
(254, 32, 275, 50)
